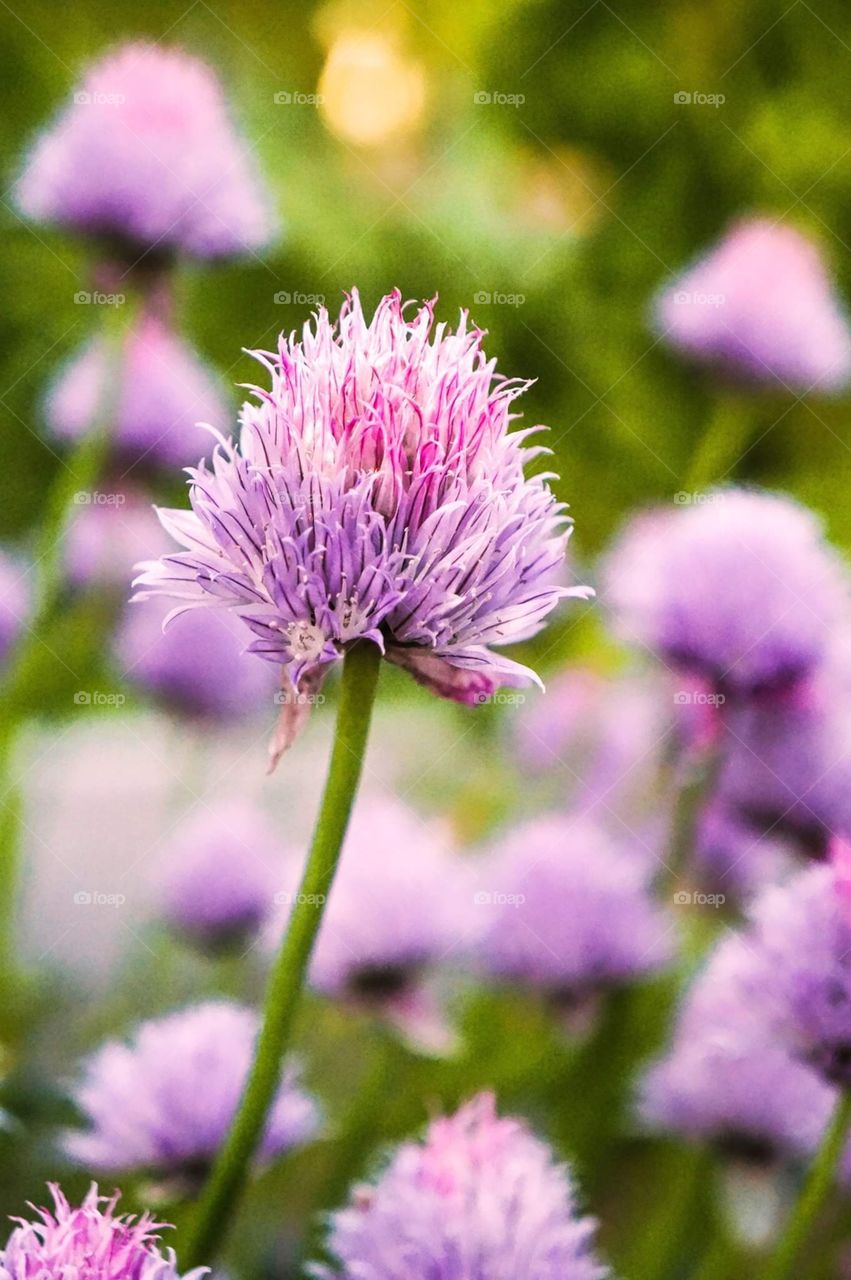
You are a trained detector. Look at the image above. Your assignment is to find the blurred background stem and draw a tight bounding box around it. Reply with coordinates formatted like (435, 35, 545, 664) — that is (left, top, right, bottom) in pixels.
(0, 301, 132, 1008)
(762, 1089, 851, 1280)
(183, 639, 381, 1269)
(684, 394, 757, 493)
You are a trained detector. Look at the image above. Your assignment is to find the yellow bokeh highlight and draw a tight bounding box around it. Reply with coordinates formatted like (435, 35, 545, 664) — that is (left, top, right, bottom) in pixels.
(319, 32, 426, 147)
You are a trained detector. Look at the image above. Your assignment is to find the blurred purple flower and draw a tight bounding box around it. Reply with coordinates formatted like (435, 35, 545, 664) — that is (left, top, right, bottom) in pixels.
(270, 796, 471, 1053)
(604, 489, 848, 699)
(65, 1002, 319, 1183)
(135, 291, 588, 751)
(16, 42, 277, 258)
(314, 1093, 608, 1280)
(655, 218, 851, 392)
(115, 595, 277, 724)
(0, 1183, 205, 1280)
(0, 552, 29, 664)
(66, 488, 171, 592)
(154, 799, 281, 951)
(640, 934, 834, 1161)
(744, 859, 851, 1086)
(713, 663, 851, 858)
(473, 814, 674, 1014)
(46, 314, 228, 470)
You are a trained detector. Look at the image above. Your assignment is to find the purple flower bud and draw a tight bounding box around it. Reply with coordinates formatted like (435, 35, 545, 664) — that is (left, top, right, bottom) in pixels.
(0, 551, 29, 665)
(655, 219, 851, 392)
(314, 1093, 608, 1280)
(640, 935, 835, 1161)
(474, 814, 674, 1004)
(66, 489, 171, 592)
(64, 1002, 319, 1183)
(269, 796, 471, 1054)
(154, 800, 282, 951)
(115, 597, 278, 724)
(16, 43, 277, 259)
(604, 489, 848, 698)
(46, 315, 229, 470)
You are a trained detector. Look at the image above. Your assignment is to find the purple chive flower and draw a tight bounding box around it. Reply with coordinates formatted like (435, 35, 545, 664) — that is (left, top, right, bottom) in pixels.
(115, 595, 278, 724)
(0, 552, 29, 664)
(474, 814, 674, 1018)
(154, 800, 282, 951)
(65, 1002, 319, 1185)
(713, 665, 851, 858)
(604, 489, 848, 699)
(740, 858, 851, 1087)
(314, 1093, 608, 1280)
(639, 934, 835, 1162)
(270, 796, 471, 1053)
(655, 218, 851, 392)
(16, 42, 276, 259)
(0, 1183, 205, 1280)
(66, 488, 172, 592)
(46, 314, 229, 470)
(135, 291, 589, 755)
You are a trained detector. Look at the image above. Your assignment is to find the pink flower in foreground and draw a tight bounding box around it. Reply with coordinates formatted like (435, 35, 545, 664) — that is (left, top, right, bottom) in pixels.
(315, 1094, 608, 1279)
(16, 42, 276, 259)
(0, 1184, 205, 1280)
(135, 290, 589, 753)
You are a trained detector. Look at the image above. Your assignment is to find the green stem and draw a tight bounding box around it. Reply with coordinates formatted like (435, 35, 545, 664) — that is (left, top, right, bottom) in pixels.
(691, 1228, 740, 1280)
(683, 395, 755, 494)
(762, 1090, 851, 1280)
(183, 640, 382, 1268)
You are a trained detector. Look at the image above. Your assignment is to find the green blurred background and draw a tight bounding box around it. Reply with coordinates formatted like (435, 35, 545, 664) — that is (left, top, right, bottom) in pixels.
(5, 0, 851, 561)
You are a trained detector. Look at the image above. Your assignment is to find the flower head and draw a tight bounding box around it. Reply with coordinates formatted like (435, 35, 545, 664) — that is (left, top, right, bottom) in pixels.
(65, 1002, 319, 1182)
(639, 935, 834, 1161)
(66, 488, 172, 592)
(16, 43, 276, 258)
(313, 1093, 608, 1280)
(154, 800, 281, 951)
(115, 596, 277, 723)
(604, 489, 848, 699)
(713, 667, 851, 858)
(655, 218, 851, 392)
(269, 796, 470, 1052)
(474, 814, 673, 1006)
(0, 1183, 205, 1280)
(135, 291, 587, 746)
(46, 314, 229, 470)
(0, 552, 29, 665)
(742, 859, 851, 1086)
